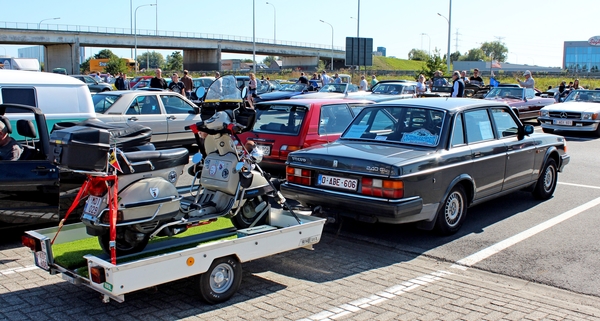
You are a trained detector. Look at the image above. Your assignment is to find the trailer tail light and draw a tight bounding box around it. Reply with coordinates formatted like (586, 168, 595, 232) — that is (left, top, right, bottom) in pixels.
(90, 266, 106, 284)
(101, 210, 124, 224)
(286, 166, 312, 186)
(21, 235, 40, 251)
(88, 179, 108, 197)
(280, 145, 301, 159)
(361, 178, 403, 199)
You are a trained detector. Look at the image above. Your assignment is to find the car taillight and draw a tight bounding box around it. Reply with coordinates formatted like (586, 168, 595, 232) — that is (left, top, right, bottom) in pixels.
(280, 145, 301, 159)
(88, 179, 108, 197)
(286, 166, 312, 186)
(90, 266, 106, 284)
(361, 178, 403, 199)
(22, 235, 40, 251)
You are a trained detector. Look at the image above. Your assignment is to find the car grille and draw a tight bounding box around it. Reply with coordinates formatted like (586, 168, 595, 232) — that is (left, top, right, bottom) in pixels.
(549, 111, 581, 119)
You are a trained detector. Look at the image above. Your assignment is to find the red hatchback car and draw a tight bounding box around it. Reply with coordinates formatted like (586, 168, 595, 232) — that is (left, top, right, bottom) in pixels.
(238, 99, 372, 174)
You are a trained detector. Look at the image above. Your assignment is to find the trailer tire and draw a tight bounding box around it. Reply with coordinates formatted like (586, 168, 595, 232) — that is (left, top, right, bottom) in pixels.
(198, 256, 242, 304)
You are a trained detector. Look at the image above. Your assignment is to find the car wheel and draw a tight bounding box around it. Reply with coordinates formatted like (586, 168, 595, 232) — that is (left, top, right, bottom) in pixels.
(533, 159, 557, 200)
(542, 128, 555, 134)
(197, 256, 242, 304)
(435, 185, 467, 235)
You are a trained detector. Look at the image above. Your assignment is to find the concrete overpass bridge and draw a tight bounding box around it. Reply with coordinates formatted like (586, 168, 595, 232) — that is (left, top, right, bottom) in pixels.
(0, 21, 346, 74)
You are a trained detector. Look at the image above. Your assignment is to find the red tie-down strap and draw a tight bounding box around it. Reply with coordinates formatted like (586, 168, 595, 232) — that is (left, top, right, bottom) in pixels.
(108, 175, 119, 265)
(51, 178, 91, 245)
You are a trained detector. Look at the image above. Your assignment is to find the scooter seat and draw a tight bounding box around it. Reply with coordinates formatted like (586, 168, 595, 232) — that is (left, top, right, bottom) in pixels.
(119, 148, 189, 174)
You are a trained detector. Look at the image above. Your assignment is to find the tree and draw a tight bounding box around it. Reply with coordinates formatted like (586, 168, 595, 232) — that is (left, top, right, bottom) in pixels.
(480, 41, 508, 62)
(416, 49, 447, 79)
(105, 56, 128, 75)
(408, 48, 429, 61)
(462, 48, 487, 61)
(95, 49, 118, 60)
(262, 56, 278, 66)
(450, 51, 462, 63)
(166, 51, 183, 71)
(80, 57, 91, 73)
(137, 51, 165, 70)
(242, 59, 254, 63)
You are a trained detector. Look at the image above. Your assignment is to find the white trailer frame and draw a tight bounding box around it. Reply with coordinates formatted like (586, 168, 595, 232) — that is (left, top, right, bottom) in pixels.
(25, 210, 325, 303)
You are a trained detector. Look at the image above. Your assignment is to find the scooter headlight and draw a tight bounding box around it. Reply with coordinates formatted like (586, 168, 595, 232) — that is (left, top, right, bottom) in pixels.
(250, 148, 263, 164)
(168, 170, 178, 183)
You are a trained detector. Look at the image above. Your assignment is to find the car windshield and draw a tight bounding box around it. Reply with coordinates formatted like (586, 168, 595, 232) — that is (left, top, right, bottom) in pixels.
(194, 78, 213, 88)
(486, 87, 524, 99)
(279, 84, 306, 92)
(253, 104, 307, 135)
(341, 106, 445, 147)
(372, 83, 405, 94)
(319, 84, 346, 93)
(92, 94, 121, 113)
(563, 90, 600, 103)
(132, 80, 149, 89)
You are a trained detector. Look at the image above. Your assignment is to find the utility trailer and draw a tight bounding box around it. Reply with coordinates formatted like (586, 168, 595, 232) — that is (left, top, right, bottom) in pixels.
(23, 210, 325, 304)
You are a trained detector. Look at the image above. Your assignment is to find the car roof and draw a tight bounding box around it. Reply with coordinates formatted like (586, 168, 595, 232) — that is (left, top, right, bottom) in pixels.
(375, 97, 508, 112)
(0, 70, 86, 86)
(94, 90, 181, 97)
(256, 98, 373, 107)
(374, 81, 418, 85)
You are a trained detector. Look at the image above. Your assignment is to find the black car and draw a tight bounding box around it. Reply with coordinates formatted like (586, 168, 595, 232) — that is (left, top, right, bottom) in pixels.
(281, 98, 570, 235)
(70, 75, 113, 92)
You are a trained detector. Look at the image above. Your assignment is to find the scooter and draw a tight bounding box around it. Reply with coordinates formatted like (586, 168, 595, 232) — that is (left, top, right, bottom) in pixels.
(56, 76, 287, 256)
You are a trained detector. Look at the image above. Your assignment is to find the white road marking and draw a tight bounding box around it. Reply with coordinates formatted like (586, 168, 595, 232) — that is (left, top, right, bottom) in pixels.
(0, 265, 37, 276)
(454, 196, 600, 267)
(558, 182, 600, 190)
(298, 270, 452, 321)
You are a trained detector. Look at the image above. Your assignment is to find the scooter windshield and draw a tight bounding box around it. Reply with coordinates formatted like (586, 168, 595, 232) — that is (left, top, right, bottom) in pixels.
(205, 75, 243, 103)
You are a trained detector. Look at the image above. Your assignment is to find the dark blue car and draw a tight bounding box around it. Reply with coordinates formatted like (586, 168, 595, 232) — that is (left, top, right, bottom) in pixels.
(254, 83, 311, 103)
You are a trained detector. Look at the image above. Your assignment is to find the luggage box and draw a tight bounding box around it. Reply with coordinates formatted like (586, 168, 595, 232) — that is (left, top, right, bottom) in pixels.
(50, 126, 110, 171)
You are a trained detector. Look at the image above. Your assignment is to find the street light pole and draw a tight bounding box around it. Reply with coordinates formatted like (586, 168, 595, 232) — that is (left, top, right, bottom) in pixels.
(253, 0, 256, 73)
(266, 2, 276, 44)
(437, 2, 452, 73)
(38, 17, 60, 66)
(130, 0, 133, 58)
(320, 20, 334, 71)
(155, 0, 158, 35)
(135, 4, 156, 72)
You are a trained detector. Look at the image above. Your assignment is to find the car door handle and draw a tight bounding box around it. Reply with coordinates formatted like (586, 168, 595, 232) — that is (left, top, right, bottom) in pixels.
(128, 117, 138, 121)
(167, 115, 176, 120)
(473, 152, 482, 158)
(32, 167, 56, 173)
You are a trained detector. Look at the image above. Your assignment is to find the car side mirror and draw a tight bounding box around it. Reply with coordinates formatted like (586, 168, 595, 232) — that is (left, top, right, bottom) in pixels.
(195, 87, 206, 100)
(523, 124, 534, 135)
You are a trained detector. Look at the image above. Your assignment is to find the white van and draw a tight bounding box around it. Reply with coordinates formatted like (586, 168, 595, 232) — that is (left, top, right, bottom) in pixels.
(0, 70, 95, 139)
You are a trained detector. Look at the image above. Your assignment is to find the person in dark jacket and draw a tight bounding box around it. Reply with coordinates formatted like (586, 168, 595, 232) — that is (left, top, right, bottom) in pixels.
(149, 68, 167, 89)
(451, 71, 465, 97)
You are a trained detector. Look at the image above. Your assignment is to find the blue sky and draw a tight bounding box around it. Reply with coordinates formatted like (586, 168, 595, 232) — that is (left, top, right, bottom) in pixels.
(0, 0, 593, 67)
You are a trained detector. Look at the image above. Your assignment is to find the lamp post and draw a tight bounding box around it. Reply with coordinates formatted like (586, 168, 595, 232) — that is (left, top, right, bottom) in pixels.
(350, 17, 358, 38)
(135, 4, 156, 72)
(437, 0, 452, 73)
(266, 2, 276, 44)
(130, 0, 133, 58)
(320, 20, 334, 71)
(0, 46, 6, 57)
(252, 0, 256, 73)
(420, 33, 431, 56)
(38, 17, 60, 65)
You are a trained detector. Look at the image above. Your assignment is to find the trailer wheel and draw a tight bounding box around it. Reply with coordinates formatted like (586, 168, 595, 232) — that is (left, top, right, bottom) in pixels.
(198, 256, 242, 304)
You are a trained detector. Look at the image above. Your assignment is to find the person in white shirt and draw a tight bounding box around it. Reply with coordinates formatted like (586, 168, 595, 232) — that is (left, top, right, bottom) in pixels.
(416, 74, 427, 95)
(321, 71, 331, 86)
(359, 75, 368, 91)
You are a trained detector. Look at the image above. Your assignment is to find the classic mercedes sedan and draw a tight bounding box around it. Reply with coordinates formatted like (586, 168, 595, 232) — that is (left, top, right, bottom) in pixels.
(281, 98, 570, 235)
(538, 90, 600, 136)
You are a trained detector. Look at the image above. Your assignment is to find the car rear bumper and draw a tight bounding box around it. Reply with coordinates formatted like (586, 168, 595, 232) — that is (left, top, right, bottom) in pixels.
(281, 182, 435, 224)
(538, 118, 600, 131)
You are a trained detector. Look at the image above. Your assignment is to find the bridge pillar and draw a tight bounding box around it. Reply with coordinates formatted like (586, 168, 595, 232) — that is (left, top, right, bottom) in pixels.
(281, 56, 319, 71)
(45, 43, 80, 75)
(183, 48, 221, 72)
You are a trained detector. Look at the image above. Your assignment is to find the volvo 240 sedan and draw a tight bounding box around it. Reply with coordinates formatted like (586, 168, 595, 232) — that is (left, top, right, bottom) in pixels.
(281, 98, 570, 235)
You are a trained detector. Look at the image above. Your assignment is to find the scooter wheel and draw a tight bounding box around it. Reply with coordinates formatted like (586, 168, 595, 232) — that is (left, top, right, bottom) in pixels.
(197, 256, 242, 304)
(231, 197, 270, 229)
(98, 231, 150, 256)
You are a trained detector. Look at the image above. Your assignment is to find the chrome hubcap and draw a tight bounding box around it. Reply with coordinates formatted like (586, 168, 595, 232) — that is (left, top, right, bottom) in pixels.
(445, 192, 463, 227)
(543, 165, 555, 192)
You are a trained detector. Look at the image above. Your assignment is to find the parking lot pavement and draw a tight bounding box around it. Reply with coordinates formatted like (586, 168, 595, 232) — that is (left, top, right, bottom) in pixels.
(1, 232, 599, 321)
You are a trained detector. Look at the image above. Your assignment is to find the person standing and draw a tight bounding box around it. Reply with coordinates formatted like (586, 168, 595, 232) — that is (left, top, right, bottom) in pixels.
(247, 73, 257, 109)
(334, 73, 342, 84)
(150, 68, 167, 89)
(469, 68, 484, 86)
(297, 72, 309, 84)
(169, 73, 186, 95)
(451, 71, 465, 97)
(359, 75, 368, 91)
(370, 75, 378, 89)
(115, 72, 125, 90)
(516, 70, 534, 89)
(0, 116, 23, 161)
(416, 74, 427, 95)
(122, 73, 130, 90)
(321, 70, 331, 86)
(181, 70, 194, 98)
(461, 71, 470, 84)
(572, 78, 584, 90)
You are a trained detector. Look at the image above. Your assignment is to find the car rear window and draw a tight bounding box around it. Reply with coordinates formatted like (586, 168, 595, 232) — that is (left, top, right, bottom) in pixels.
(92, 94, 121, 113)
(253, 104, 307, 135)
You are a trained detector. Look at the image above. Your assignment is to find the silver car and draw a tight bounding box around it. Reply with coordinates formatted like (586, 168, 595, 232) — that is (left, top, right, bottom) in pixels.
(538, 89, 600, 136)
(92, 91, 200, 147)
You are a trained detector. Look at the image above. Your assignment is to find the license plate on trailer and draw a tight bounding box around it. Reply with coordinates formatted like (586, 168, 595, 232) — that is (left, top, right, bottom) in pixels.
(83, 196, 103, 216)
(35, 251, 49, 270)
(317, 174, 358, 191)
(256, 144, 271, 156)
(554, 119, 573, 126)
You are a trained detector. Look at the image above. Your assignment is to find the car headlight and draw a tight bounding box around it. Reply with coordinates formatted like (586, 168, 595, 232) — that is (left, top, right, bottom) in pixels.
(540, 110, 549, 117)
(582, 112, 598, 120)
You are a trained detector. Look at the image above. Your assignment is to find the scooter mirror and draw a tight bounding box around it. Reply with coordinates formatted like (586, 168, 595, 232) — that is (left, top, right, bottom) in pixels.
(192, 153, 203, 164)
(195, 87, 206, 100)
(250, 148, 263, 163)
(235, 162, 244, 172)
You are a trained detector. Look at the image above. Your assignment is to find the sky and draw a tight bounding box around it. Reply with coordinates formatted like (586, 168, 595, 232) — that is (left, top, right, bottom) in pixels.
(0, 0, 594, 68)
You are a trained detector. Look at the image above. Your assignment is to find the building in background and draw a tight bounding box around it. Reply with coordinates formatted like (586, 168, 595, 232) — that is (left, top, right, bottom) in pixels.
(454, 61, 562, 75)
(18, 46, 44, 63)
(564, 38, 600, 72)
(376, 47, 386, 57)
